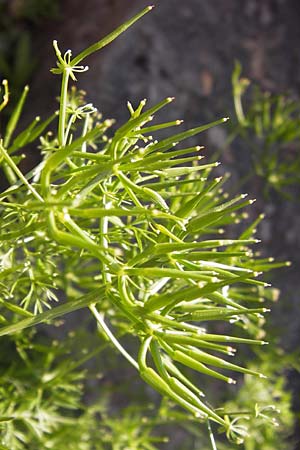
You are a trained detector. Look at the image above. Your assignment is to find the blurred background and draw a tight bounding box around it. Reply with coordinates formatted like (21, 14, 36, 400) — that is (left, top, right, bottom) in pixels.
(1, 0, 299, 448)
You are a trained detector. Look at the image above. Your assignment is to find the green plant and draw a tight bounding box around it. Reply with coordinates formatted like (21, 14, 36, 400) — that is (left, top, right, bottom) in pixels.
(231, 61, 300, 197)
(218, 349, 295, 450)
(0, 6, 290, 449)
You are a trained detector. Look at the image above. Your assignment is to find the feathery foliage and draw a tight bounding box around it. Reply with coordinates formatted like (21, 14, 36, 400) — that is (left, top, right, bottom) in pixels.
(0, 6, 289, 448)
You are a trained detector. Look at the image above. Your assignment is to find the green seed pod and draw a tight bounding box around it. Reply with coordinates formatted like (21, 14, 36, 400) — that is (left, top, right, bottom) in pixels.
(154, 239, 259, 254)
(176, 176, 222, 218)
(113, 97, 174, 143)
(186, 346, 266, 378)
(156, 331, 235, 355)
(194, 333, 268, 345)
(172, 349, 236, 384)
(162, 356, 204, 397)
(182, 307, 267, 322)
(168, 376, 225, 425)
(140, 367, 172, 396)
(168, 377, 207, 419)
(140, 367, 206, 419)
(148, 118, 228, 154)
(187, 195, 253, 232)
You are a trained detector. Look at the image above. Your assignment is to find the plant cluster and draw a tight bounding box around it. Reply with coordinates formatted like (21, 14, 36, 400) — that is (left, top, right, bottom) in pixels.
(0, 6, 293, 449)
(231, 62, 300, 197)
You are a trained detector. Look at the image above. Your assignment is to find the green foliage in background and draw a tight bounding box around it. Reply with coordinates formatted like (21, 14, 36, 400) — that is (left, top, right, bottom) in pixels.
(0, 6, 296, 450)
(231, 61, 300, 197)
(219, 349, 295, 450)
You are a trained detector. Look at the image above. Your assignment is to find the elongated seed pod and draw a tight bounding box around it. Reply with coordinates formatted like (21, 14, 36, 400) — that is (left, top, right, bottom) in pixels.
(185, 346, 266, 378)
(168, 377, 225, 425)
(182, 307, 267, 322)
(162, 356, 204, 397)
(156, 331, 235, 354)
(172, 350, 236, 384)
(168, 377, 207, 418)
(140, 367, 172, 396)
(140, 367, 206, 418)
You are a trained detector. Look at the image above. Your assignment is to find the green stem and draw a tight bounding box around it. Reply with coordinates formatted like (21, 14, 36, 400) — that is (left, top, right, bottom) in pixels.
(207, 420, 218, 450)
(81, 113, 90, 151)
(0, 289, 102, 337)
(0, 79, 9, 112)
(138, 336, 153, 370)
(89, 304, 139, 370)
(0, 142, 43, 202)
(71, 6, 154, 66)
(99, 193, 112, 284)
(233, 90, 246, 125)
(58, 69, 70, 146)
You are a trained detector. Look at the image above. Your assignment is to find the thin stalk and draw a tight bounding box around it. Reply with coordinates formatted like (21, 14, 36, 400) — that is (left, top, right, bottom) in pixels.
(0, 142, 43, 202)
(81, 113, 90, 151)
(138, 336, 153, 370)
(64, 115, 75, 146)
(99, 193, 112, 283)
(58, 69, 70, 146)
(71, 6, 154, 66)
(0, 79, 9, 112)
(233, 90, 246, 125)
(0, 289, 102, 337)
(4, 85, 29, 148)
(207, 420, 218, 450)
(89, 303, 139, 370)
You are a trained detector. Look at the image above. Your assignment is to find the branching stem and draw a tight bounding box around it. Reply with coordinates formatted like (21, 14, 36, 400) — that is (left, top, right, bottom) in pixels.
(89, 303, 139, 370)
